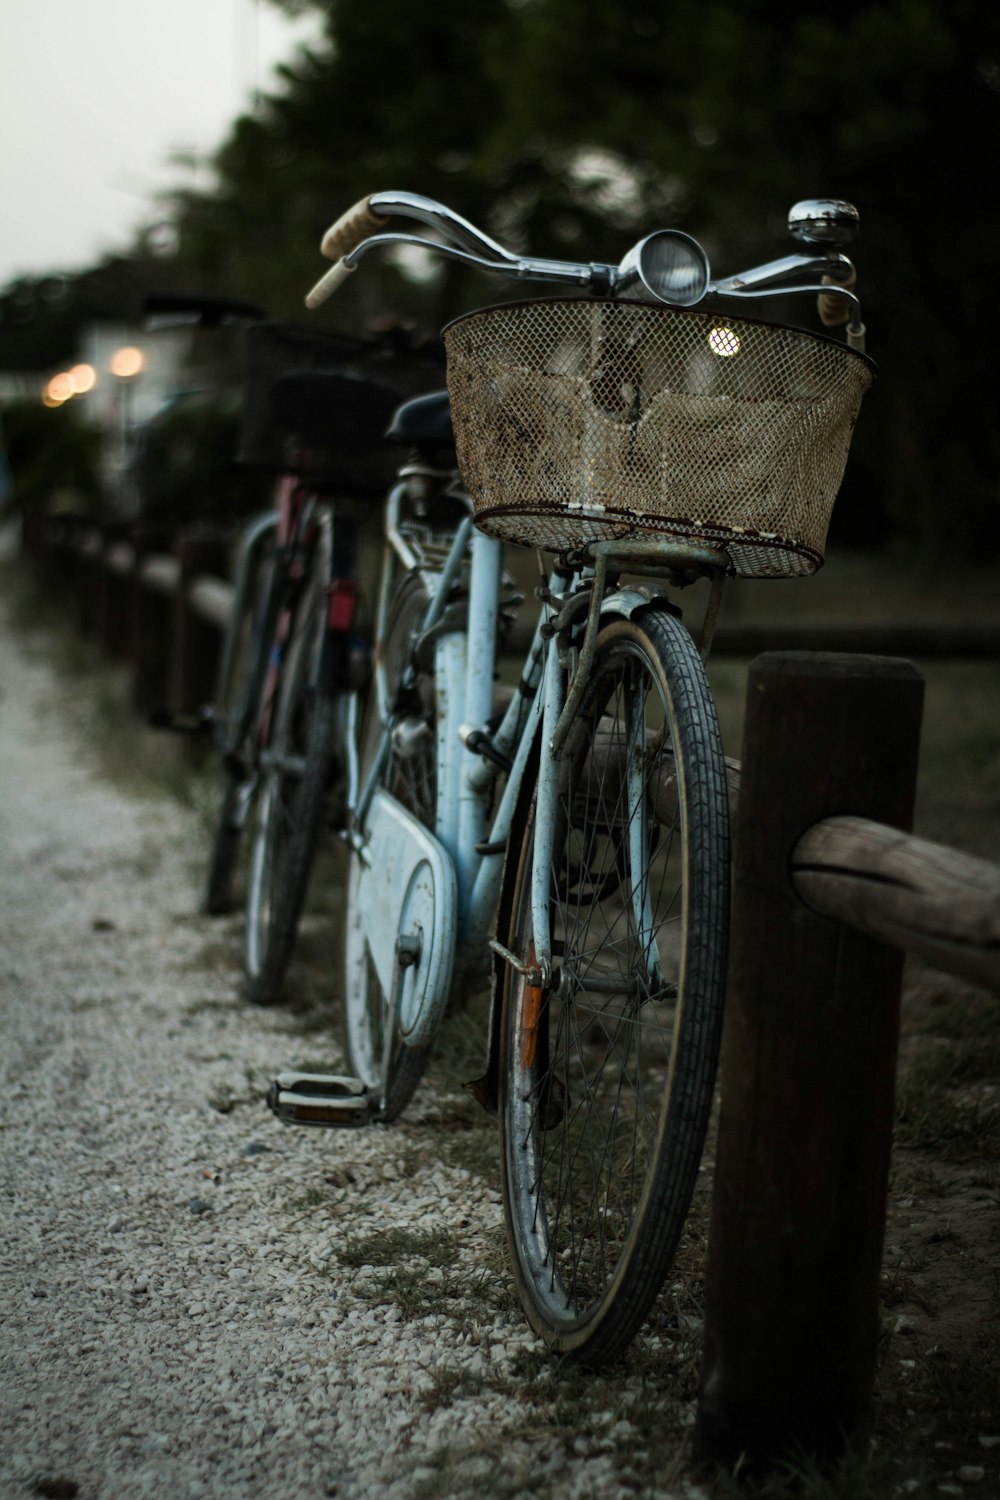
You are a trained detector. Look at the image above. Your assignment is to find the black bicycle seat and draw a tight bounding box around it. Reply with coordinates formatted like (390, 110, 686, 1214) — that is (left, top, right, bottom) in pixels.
(385, 390, 454, 449)
(269, 370, 400, 447)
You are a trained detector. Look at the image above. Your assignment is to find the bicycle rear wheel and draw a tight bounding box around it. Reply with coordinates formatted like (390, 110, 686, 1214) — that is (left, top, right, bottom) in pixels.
(498, 608, 730, 1364)
(341, 571, 436, 1120)
(203, 539, 274, 917)
(244, 521, 339, 1004)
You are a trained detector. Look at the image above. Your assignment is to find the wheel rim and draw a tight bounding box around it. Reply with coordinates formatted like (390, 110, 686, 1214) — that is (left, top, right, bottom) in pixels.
(343, 854, 393, 1089)
(245, 772, 286, 977)
(245, 573, 322, 983)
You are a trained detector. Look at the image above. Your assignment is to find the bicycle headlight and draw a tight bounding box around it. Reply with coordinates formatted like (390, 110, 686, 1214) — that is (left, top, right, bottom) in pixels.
(616, 231, 710, 307)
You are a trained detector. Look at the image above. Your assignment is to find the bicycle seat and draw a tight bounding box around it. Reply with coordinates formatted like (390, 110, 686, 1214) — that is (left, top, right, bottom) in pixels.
(385, 390, 454, 450)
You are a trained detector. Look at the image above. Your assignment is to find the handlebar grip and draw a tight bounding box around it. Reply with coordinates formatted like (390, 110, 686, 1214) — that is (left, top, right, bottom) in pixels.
(304, 259, 358, 309)
(818, 265, 857, 328)
(320, 195, 389, 261)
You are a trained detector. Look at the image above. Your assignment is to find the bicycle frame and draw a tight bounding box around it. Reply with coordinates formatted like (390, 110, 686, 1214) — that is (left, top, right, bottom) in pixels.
(348, 467, 730, 1018)
(216, 475, 336, 779)
(351, 482, 546, 988)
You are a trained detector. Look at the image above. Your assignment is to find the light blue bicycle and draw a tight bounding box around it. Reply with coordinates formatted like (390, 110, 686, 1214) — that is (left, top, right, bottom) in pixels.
(269, 193, 874, 1363)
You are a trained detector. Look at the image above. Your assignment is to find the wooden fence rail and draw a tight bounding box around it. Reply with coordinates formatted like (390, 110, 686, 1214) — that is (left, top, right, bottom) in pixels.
(793, 814, 1000, 995)
(29, 518, 238, 720)
(24, 516, 1000, 701)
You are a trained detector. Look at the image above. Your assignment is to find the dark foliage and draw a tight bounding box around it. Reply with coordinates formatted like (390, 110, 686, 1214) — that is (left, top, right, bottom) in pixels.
(3, 398, 106, 518)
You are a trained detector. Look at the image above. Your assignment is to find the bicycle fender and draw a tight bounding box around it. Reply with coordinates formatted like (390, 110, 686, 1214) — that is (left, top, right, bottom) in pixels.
(599, 585, 681, 622)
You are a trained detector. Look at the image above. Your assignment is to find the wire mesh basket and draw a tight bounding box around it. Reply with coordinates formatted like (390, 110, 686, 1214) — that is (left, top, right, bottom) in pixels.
(444, 299, 876, 577)
(239, 322, 446, 493)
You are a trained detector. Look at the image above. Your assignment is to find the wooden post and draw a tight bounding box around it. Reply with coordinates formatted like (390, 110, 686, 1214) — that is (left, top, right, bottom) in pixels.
(82, 526, 108, 641)
(696, 652, 924, 1470)
(99, 528, 136, 660)
(131, 528, 176, 715)
(169, 531, 230, 716)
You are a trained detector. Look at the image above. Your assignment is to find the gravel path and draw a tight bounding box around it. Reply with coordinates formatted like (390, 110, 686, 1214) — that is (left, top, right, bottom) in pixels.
(0, 567, 692, 1500)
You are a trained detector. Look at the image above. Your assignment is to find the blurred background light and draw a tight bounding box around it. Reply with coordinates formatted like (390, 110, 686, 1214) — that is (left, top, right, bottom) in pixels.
(44, 372, 75, 403)
(68, 362, 97, 393)
(109, 346, 144, 379)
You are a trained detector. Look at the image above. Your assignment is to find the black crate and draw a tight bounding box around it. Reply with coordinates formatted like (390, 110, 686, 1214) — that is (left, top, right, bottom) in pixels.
(238, 322, 446, 493)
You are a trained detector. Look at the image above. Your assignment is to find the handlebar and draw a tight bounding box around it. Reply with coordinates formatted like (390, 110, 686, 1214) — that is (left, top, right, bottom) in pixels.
(306, 190, 866, 351)
(320, 195, 390, 259)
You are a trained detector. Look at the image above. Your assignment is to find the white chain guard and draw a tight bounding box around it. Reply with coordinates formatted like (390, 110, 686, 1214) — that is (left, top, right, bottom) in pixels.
(355, 790, 456, 1047)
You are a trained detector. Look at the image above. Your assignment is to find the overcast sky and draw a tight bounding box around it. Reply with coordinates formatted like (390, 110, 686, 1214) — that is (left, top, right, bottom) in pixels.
(0, 0, 322, 287)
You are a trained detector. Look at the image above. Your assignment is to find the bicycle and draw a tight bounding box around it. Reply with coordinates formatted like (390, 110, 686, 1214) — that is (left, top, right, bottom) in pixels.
(201, 319, 444, 1004)
(268, 193, 874, 1363)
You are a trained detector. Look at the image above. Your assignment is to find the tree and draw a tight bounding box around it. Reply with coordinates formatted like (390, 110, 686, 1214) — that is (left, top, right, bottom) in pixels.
(3, 397, 105, 519)
(483, 0, 1000, 552)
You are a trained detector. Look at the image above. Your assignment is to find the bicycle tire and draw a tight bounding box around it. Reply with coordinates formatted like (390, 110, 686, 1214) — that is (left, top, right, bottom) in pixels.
(244, 527, 339, 1004)
(341, 571, 435, 1120)
(497, 608, 730, 1364)
(202, 533, 274, 917)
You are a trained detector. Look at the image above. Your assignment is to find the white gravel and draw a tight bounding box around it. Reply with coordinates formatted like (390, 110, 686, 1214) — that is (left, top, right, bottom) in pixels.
(0, 563, 691, 1500)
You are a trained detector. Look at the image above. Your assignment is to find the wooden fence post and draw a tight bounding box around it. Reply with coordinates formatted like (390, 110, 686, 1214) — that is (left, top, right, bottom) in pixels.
(79, 526, 107, 640)
(695, 652, 925, 1470)
(170, 531, 230, 716)
(98, 526, 135, 661)
(131, 526, 176, 715)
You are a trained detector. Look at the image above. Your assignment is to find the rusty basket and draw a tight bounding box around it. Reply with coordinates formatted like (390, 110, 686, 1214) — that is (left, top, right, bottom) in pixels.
(443, 299, 875, 578)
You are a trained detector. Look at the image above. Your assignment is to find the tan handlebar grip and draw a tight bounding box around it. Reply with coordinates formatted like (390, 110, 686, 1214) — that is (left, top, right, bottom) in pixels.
(305, 259, 357, 308)
(818, 265, 858, 328)
(320, 195, 389, 261)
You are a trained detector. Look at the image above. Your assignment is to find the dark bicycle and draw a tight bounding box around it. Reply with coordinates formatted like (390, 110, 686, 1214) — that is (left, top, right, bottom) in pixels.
(203, 320, 444, 1003)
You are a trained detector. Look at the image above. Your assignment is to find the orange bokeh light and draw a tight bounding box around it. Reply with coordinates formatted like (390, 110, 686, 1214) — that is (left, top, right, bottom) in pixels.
(109, 346, 144, 379)
(45, 372, 75, 403)
(69, 362, 97, 393)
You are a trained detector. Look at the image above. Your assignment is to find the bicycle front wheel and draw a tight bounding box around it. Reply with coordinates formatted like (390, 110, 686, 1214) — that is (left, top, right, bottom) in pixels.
(244, 526, 339, 1004)
(498, 608, 730, 1364)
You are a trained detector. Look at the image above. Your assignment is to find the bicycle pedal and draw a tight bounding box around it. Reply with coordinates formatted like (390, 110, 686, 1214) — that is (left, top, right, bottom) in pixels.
(266, 1071, 372, 1128)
